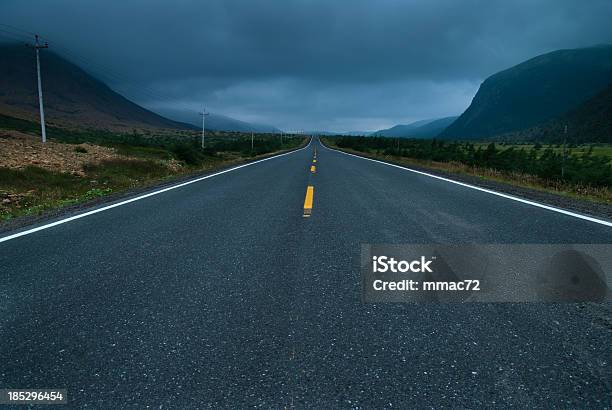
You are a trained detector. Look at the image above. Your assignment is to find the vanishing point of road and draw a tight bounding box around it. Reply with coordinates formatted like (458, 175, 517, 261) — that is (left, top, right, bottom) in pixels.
(1, 138, 611, 408)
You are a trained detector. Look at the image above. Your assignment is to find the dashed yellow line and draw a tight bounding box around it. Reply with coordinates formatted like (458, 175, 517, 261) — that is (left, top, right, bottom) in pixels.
(310, 165, 316, 173)
(303, 185, 314, 217)
(313, 159, 317, 163)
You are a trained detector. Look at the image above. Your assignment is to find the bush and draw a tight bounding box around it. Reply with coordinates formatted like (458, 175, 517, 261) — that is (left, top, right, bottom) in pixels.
(83, 187, 113, 200)
(332, 136, 612, 188)
(170, 143, 214, 165)
(83, 159, 170, 186)
(0, 166, 85, 193)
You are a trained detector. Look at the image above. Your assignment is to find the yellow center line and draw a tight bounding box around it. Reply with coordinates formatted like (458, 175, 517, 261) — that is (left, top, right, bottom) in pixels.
(310, 165, 316, 173)
(313, 159, 317, 163)
(303, 185, 314, 217)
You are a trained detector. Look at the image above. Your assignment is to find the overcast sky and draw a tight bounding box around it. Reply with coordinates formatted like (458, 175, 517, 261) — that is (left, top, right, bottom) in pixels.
(2, 0, 612, 132)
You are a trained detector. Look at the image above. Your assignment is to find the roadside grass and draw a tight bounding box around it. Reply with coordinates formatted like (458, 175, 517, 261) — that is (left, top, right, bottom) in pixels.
(0, 124, 307, 222)
(0, 160, 172, 220)
(113, 144, 172, 160)
(84, 159, 172, 187)
(323, 138, 612, 205)
(0, 159, 176, 221)
(0, 166, 92, 220)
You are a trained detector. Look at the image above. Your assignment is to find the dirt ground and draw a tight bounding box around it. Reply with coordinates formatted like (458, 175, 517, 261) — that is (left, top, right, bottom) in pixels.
(0, 130, 123, 176)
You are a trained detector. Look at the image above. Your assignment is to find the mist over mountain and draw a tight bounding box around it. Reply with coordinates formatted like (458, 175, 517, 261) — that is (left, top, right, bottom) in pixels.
(440, 45, 612, 140)
(3, 40, 611, 140)
(373, 117, 457, 138)
(339, 131, 373, 136)
(372, 120, 433, 137)
(154, 108, 280, 133)
(0, 44, 280, 133)
(307, 130, 372, 136)
(0, 44, 195, 130)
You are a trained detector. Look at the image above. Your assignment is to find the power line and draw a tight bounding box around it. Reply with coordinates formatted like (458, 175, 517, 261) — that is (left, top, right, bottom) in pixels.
(0, 23, 37, 36)
(0, 29, 31, 43)
(46, 43, 196, 113)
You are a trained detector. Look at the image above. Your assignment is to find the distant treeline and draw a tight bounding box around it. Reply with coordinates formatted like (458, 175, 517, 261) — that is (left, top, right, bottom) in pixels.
(334, 136, 611, 187)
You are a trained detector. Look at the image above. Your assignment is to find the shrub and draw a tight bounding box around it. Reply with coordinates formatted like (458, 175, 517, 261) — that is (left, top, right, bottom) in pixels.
(332, 136, 611, 188)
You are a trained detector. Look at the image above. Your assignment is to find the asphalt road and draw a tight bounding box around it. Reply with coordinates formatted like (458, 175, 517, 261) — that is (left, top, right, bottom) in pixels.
(1, 138, 611, 408)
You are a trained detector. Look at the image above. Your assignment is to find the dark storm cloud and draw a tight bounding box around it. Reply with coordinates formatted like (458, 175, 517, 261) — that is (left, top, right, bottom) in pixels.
(2, 0, 612, 131)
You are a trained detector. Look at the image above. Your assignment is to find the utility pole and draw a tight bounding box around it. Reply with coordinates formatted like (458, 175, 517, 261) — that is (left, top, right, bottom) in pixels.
(199, 107, 209, 148)
(31, 35, 48, 143)
(562, 124, 568, 178)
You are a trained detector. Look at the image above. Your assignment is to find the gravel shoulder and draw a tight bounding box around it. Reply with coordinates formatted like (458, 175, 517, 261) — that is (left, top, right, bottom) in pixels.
(0, 130, 130, 175)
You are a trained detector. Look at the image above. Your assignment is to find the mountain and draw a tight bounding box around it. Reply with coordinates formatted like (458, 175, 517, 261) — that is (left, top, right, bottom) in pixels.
(307, 130, 372, 136)
(496, 83, 612, 143)
(203, 114, 280, 133)
(373, 116, 457, 138)
(559, 83, 612, 142)
(0, 43, 279, 133)
(373, 119, 433, 137)
(343, 130, 373, 136)
(403, 116, 457, 138)
(440, 45, 612, 140)
(307, 131, 342, 136)
(0, 44, 196, 130)
(155, 108, 281, 133)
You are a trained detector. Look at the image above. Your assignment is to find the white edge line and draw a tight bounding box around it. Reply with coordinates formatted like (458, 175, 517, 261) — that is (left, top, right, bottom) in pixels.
(322, 141, 612, 228)
(0, 138, 313, 243)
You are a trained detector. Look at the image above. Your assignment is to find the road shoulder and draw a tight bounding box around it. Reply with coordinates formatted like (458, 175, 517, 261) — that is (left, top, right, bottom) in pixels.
(0, 139, 310, 236)
(321, 140, 612, 222)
